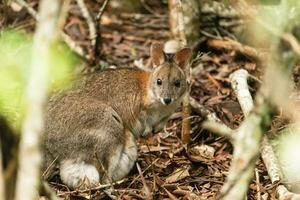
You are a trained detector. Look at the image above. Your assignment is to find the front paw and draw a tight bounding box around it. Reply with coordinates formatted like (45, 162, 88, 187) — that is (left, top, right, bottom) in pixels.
(141, 125, 152, 137)
(153, 121, 167, 133)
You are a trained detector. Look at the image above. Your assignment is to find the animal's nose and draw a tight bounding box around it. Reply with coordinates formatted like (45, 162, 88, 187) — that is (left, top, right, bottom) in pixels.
(163, 98, 172, 105)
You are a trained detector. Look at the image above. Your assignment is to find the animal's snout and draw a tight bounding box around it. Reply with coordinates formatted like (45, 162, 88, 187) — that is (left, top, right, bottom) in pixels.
(163, 97, 172, 105)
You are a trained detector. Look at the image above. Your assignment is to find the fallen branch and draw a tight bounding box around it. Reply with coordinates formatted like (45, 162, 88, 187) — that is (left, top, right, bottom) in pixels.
(260, 136, 282, 184)
(230, 69, 254, 116)
(207, 38, 261, 61)
(15, 0, 89, 60)
(14, 0, 63, 199)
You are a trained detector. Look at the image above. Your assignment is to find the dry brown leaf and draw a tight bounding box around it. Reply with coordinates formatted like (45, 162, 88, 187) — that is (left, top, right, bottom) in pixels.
(165, 167, 190, 183)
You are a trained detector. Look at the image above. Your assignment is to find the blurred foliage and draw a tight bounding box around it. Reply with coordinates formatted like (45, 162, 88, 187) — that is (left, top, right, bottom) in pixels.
(257, 0, 300, 34)
(274, 126, 300, 192)
(0, 29, 78, 131)
(246, 0, 300, 49)
(252, 0, 300, 192)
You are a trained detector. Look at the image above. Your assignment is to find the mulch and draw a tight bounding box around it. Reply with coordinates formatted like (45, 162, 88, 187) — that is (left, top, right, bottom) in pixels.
(1, 0, 281, 199)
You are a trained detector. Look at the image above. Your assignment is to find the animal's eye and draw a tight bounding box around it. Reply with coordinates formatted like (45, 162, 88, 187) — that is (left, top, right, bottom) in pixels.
(174, 80, 181, 87)
(157, 79, 162, 85)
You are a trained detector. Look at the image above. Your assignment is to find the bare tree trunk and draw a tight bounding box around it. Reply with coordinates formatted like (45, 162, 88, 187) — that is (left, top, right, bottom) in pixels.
(14, 0, 63, 199)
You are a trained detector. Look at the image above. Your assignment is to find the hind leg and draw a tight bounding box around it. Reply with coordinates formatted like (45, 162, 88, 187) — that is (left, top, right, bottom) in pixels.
(103, 130, 137, 182)
(55, 102, 127, 189)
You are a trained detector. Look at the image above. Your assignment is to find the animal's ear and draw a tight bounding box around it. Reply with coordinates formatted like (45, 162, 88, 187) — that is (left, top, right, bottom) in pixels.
(174, 47, 192, 70)
(150, 42, 165, 67)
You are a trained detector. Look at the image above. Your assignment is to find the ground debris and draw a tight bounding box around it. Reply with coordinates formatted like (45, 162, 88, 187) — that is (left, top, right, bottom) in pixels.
(2, 0, 280, 199)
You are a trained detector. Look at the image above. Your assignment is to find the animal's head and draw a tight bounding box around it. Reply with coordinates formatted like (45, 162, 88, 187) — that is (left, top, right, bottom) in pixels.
(148, 42, 192, 106)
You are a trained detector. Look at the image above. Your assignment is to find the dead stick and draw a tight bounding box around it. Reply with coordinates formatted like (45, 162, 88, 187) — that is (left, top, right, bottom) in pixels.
(93, 0, 110, 63)
(96, 0, 109, 21)
(207, 38, 261, 60)
(169, 0, 190, 144)
(75, 0, 97, 48)
(255, 168, 261, 200)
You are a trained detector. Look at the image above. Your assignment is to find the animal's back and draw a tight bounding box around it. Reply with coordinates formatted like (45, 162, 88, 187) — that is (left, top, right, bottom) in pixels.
(44, 68, 149, 168)
(47, 68, 149, 127)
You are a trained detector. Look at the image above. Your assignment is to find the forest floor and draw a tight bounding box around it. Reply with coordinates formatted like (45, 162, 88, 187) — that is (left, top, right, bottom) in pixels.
(1, 0, 283, 199)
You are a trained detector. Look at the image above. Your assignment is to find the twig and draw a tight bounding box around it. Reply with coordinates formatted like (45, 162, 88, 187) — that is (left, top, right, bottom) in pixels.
(14, 0, 63, 199)
(96, 0, 109, 21)
(15, 0, 38, 19)
(136, 162, 151, 199)
(176, 0, 190, 145)
(61, 32, 90, 59)
(75, 0, 96, 48)
(255, 168, 261, 200)
(93, 0, 110, 64)
(15, 0, 89, 60)
(42, 156, 58, 179)
(57, 179, 125, 195)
